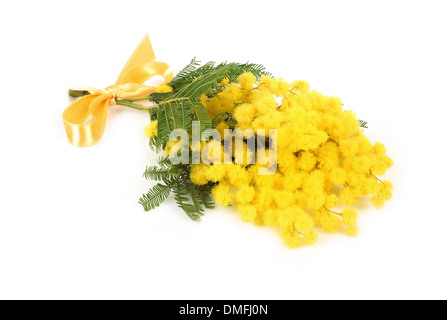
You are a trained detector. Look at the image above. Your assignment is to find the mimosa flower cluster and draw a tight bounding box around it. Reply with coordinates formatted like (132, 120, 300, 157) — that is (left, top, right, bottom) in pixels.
(181, 72, 394, 248)
(65, 35, 394, 249)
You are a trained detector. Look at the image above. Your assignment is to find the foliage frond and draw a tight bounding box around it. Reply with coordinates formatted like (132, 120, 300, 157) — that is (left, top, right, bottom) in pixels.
(139, 183, 172, 212)
(173, 63, 234, 101)
(156, 106, 174, 151)
(359, 120, 368, 128)
(170, 59, 270, 90)
(170, 57, 201, 86)
(172, 179, 204, 221)
(197, 184, 216, 209)
(143, 166, 179, 181)
(157, 156, 172, 168)
(148, 91, 175, 104)
(191, 102, 213, 132)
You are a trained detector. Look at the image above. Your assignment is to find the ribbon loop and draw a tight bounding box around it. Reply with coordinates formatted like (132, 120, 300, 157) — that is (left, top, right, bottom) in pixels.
(63, 34, 173, 147)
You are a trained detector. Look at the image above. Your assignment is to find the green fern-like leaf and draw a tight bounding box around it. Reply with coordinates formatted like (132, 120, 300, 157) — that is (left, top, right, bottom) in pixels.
(173, 64, 233, 101)
(183, 177, 206, 215)
(139, 183, 172, 212)
(197, 185, 216, 209)
(170, 58, 201, 87)
(171, 99, 195, 131)
(156, 106, 174, 151)
(171, 61, 216, 91)
(149, 136, 157, 152)
(147, 92, 175, 105)
(223, 62, 271, 83)
(170, 60, 270, 90)
(359, 120, 368, 128)
(143, 166, 179, 182)
(172, 179, 204, 221)
(191, 103, 213, 132)
(157, 156, 172, 168)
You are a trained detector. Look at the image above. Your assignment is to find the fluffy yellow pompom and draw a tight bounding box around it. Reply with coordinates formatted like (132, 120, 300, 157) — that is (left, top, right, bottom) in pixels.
(342, 208, 358, 236)
(280, 230, 302, 249)
(156, 84, 173, 93)
(233, 103, 256, 125)
(236, 185, 256, 205)
(238, 205, 258, 222)
(211, 182, 234, 207)
(190, 165, 209, 186)
(291, 80, 310, 93)
(237, 72, 257, 90)
(143, 120, 158, 138)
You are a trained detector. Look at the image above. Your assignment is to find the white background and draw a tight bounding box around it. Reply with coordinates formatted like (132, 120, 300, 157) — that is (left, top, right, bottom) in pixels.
(0, 0, 446, 300)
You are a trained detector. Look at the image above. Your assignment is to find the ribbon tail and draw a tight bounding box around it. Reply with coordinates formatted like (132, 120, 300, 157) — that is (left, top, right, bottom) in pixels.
(63, 95, 109, 147)
(115, 34, 156, 85)
(115, 35, 174, 85)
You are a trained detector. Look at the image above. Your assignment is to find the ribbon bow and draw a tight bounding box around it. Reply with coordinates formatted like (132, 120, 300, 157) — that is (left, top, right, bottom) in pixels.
(63, 34, 173, 147)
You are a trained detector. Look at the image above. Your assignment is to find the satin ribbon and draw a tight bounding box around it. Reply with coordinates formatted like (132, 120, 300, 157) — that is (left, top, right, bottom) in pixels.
(63, 34, 174, 147)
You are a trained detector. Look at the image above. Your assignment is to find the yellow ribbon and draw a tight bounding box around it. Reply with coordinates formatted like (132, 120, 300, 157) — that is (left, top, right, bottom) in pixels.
(63, 34, 174, 147)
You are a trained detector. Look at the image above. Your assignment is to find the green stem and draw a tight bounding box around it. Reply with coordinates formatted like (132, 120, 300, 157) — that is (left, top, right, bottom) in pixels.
(125, 95, 153, 102)
(68, 89, 90, 98)
(116, 99, 156, 112)
(116, 97, 191, 112)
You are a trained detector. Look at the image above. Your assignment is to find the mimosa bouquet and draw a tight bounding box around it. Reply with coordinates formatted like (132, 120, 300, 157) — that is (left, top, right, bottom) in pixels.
(63, 35, 393, 248)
